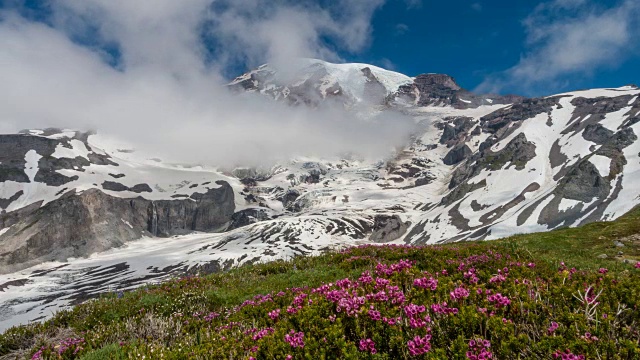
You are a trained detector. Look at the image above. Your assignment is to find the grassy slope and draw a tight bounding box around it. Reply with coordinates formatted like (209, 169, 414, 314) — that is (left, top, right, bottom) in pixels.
(1, 208, 639, 359)
(495, 206, 640, 270)
(139, 205, 640, 308)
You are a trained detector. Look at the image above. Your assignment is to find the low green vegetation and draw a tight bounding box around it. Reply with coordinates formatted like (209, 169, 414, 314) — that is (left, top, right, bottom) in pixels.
(1, 208, 639, 359)
(498, 206, 640, 270)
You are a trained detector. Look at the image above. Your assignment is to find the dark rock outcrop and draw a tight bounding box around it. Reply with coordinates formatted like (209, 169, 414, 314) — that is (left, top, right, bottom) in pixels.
(0, 132, 117, 186)
(277, 189, 301, 211)
(130, 184, 153, 193)
(391, 74, 523, 109)
(231, 167, 274, 183)
(443, 144, 472, 166)
(0, 181, 235, 273)
(370, 215, 410, 243)
(582, 124, 614, 144)
(0, 191, 24, 210)
(102, 181, 129, 192)
(448, 133, 536, 191)
(439, 117, 477, 147)
(556, 160, 611, 202)
(480, 96, 565, 134)
(228, 208, 271, 230)
(565, 95, 639, 136)
(102, 181, 153, 193)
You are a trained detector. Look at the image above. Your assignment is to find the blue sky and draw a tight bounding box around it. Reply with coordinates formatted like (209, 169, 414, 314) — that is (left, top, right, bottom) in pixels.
(1, 0, 639, 98)
(351, 0, 640, 95)
(353, 1, 535, 85)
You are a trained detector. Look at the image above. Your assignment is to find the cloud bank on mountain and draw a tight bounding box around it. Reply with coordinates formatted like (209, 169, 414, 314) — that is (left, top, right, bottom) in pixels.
(0, 0, 413, 166)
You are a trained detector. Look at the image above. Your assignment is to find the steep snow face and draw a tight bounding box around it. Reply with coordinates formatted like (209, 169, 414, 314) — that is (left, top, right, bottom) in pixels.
(228, 59, 412, 105)
(298, 59, 414, 99)
(2, 59, 640, 329)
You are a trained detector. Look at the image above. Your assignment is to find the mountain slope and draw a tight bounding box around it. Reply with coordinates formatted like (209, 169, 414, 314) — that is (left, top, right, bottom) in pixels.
(1, 210, 639, 358)
(1, 60, 639, 329)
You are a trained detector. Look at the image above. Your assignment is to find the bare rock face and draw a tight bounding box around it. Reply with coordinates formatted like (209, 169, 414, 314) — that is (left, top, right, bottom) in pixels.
(564, 95, 639, 137)
(370, 215, 410, 243)
(0, 182, 235, 273)
(276, 189, 301, 211)
(361, 67, 388, 105)
(480, 96, 565, 134)
(391, 74, 523, 109)
(228, 208, 271, 230)
(439, 117, 477, 147)
(443, 144, 473, 165)
(102, 181, 153, 193)
(0, 132, 117, 188)
(449, 133, 536, 191)
(556, 161, 611, 202)
(231, 167, 275, 182)
(582, 124, 614, 144)
(0, 135, 59, 183)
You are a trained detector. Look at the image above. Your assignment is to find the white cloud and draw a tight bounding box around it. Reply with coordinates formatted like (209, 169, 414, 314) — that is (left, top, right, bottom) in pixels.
(477, 0, 640, 95)
(404, 0, 423, 9)
(0, 0, 414, 167)
(201, 0, 386, 73)
(378, 58, 397, 71)
(395, 23, 410, 35)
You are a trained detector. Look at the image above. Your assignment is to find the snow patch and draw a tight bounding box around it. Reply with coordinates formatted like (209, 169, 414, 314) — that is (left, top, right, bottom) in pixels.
(24, 150, 42, 182)
(121, 219, 134, 229)
(52, 140, 90, 160)
(46, 130, 76, 140)
(589, 155, 611, 177)
(600, 106, 632, 132)
(0, 226, 11, 237)
(558, 198, 581, 212)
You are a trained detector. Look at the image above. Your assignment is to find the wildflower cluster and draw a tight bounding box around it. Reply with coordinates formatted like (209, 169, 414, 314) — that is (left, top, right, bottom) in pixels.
(0, 244, 637, 359)
(31, 338, 85, 359)
(553, 349, 586, 359)
(450, 286, 470, 301)
(284, 330, 305, 349)
(358, 338, 376, 354)
(407, 333, 432, 356)
(487, 293, 511, 308)
(466, 338, 492, 360)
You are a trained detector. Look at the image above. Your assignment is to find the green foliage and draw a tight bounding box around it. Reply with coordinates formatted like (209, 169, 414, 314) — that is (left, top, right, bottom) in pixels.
(77, 344, 126, 360)
(497, 205, 640, 270)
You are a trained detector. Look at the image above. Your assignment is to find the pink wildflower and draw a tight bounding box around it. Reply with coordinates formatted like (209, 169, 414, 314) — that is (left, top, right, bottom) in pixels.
(407, 333, 432, 356)
(359, 338, 377, 354)
(284, 330, 305, 349)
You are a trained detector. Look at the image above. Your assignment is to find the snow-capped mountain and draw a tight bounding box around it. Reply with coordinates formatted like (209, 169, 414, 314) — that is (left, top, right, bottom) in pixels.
(1, 59, 640, 330)
(228, 59, 413, 107)
(228, 59, 523, 109)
